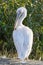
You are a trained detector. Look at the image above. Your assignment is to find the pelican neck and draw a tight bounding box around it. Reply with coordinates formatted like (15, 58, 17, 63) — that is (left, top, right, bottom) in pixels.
(18, 20, 23, 26)
(18, 23, 23, 27)
(15, 20, 24, 30)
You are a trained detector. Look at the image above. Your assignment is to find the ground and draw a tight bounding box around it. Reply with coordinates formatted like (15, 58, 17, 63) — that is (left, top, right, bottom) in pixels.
(0, 58, 43, 65)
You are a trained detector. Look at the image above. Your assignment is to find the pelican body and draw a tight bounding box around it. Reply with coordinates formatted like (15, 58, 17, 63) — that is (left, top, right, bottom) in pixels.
(13, 7, 33, 60)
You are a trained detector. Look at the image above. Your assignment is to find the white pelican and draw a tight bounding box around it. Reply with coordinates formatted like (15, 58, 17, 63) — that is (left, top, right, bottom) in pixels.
(13, 7, 33, 61)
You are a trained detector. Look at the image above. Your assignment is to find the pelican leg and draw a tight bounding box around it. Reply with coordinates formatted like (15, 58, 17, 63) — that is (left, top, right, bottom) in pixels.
(25, 57, 29, 61)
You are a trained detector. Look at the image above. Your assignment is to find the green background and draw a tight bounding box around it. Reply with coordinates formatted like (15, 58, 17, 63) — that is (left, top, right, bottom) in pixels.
(0, 0, 43, 60)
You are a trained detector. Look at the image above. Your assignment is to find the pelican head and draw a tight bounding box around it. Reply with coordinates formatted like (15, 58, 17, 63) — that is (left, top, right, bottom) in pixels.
(14, 7, 27, 29)
(16, 7, 27, 21)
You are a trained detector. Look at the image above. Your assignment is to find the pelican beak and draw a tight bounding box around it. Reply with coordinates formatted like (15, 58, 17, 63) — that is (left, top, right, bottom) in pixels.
(14, 17, 18, 30)
(14, 13, 19, 30)
(14, 13, 22, 30)
(14, 22, 17, 30)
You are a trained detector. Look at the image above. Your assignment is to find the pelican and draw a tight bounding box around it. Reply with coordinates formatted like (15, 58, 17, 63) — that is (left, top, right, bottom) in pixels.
(13, 7, 33, 61)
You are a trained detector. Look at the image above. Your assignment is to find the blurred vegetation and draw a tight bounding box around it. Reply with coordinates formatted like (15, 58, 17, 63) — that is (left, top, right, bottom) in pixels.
(0, 0, 43, 60)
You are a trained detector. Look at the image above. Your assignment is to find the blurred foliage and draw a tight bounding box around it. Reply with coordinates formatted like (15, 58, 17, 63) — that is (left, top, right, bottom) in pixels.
(0, 0, 43, 60)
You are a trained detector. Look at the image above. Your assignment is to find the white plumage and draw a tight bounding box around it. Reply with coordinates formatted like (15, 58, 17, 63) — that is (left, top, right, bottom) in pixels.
(13, 7, 33, 60)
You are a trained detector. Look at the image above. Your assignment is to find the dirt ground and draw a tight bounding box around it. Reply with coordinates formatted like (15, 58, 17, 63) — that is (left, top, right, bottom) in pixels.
(0, 58, 43, 65)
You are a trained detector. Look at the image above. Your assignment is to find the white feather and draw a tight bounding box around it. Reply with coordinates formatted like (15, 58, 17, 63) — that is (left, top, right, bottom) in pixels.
(13, 7, 33, 60)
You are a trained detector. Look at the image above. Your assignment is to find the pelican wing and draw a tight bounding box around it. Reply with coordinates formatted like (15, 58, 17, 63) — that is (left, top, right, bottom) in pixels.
(13, 28, 24, 58)
(23, 28, 33, 58)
